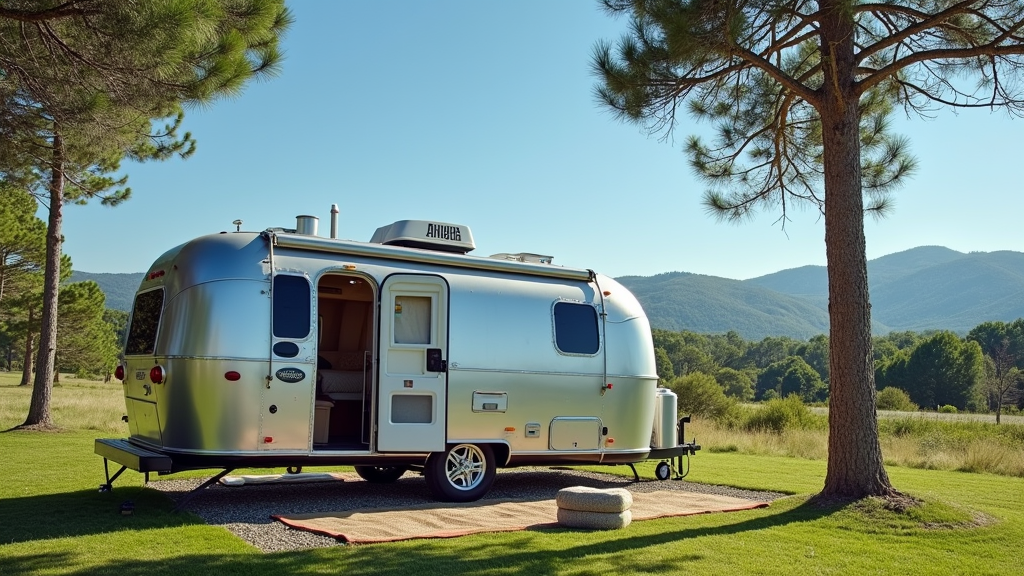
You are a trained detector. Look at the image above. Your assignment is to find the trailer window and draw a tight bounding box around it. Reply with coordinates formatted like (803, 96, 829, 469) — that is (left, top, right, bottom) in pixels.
(394, 295, 431, 345)
(125, 289, 164, 355)
(273, 275, 311, 339)
(553, 302, 600, 355)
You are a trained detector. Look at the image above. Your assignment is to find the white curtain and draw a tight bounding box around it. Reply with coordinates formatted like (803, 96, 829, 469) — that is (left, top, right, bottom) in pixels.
(394, 296, 431, 345)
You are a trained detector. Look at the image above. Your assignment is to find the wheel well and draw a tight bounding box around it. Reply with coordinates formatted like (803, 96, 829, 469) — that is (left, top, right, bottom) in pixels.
(488, 442, 511, 468)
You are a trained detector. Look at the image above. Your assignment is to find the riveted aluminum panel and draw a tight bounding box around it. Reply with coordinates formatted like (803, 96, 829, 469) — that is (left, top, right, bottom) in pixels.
(126, 399, 161, 445)
(149, 358, 267, 452)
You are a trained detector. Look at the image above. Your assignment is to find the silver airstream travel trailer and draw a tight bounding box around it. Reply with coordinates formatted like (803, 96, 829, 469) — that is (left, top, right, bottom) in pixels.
(96, 213, 698, 503)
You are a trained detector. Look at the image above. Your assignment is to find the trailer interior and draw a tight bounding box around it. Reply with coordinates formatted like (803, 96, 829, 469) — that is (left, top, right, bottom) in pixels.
(313, 273, 376, 451)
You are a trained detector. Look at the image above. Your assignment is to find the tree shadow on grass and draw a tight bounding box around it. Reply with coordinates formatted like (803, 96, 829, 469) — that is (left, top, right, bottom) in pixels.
(0, 485, 203, 545)
(0, 497, 844, 576)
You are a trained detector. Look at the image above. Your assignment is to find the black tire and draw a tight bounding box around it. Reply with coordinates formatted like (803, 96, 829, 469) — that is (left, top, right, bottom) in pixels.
(286, 466, 302, 474)
(424, 443, 496, 502)
(354, 465, 408, 484)
(655, 461, 672, 481)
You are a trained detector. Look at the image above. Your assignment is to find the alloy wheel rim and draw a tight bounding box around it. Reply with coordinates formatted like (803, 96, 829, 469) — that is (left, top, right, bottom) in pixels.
(445, 445, 485, 490)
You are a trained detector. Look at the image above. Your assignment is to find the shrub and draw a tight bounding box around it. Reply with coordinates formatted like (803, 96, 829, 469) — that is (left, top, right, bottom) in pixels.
(756, 356, 828, 403)
(665, 372, 736, 422)
(715, 367, 755, 401)
(938, 404, 958, 414)
(881, 417, 928, 438)
(876, 387, 918, 412)
(743, 395, 819, 433)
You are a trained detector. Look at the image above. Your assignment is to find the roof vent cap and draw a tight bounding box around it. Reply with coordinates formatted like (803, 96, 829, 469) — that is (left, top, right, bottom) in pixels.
(296, 215, 319, 236)
(490, 253, 554, 265)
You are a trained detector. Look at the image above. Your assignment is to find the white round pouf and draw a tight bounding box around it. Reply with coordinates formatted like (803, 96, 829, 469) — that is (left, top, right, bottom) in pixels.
(556, 486, 633, 513)
(557, 508, 633, 530)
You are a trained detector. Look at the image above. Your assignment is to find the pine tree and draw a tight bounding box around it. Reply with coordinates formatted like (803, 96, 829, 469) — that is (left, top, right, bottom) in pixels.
(593, 0, 1024, 500)
(0, 183, 45, 314)
(0, 0, 292, 429)
(57, 281, 119, 378)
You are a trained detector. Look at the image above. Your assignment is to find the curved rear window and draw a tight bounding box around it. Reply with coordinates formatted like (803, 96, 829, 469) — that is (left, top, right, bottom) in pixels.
(125, 289, 164, 355)
(553, 301, 600, 355)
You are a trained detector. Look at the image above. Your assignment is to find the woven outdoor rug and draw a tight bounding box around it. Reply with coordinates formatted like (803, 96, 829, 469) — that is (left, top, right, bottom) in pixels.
(273, 490, 769, 544)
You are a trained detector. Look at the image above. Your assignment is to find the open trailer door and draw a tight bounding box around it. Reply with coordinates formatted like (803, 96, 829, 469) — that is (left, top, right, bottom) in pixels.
(376, 274, 449, 452)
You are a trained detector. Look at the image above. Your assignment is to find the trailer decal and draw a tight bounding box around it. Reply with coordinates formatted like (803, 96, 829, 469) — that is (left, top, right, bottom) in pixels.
(275, 368, 305, 383)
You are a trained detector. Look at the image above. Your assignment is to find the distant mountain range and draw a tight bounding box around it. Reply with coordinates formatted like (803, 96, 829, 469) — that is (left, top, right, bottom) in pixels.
(73, 246, 1024, 340)
(614, 272, 834, 339)
(619, 246, 1024, 339)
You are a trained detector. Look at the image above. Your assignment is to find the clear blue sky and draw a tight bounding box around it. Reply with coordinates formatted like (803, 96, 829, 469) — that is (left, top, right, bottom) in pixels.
(59, 2, 1023, 281)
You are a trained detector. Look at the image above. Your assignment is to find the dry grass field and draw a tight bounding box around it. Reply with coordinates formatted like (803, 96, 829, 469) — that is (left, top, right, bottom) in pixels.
(0, 372, 126, 433)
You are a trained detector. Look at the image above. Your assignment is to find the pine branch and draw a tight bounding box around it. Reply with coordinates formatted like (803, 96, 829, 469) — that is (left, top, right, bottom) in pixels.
(861, 42, 1024, 93)
(0, 1, 100, 23)
(727, 40, 820, 105)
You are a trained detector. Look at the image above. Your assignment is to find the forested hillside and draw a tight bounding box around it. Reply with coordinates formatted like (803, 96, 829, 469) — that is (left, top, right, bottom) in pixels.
(743, 247, 1024, 334)
(871, 251, 1024, 331)
(616, 272, 831, 340)
(68, 272, 143, 312)
(746, 246, 966, 297)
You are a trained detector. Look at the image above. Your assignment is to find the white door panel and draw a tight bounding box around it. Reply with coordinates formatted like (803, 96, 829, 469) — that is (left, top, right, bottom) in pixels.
(377, 275, 448, 452)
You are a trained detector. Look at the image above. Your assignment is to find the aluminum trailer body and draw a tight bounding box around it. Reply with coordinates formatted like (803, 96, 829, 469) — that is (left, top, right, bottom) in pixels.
(98, 216, 695, 501)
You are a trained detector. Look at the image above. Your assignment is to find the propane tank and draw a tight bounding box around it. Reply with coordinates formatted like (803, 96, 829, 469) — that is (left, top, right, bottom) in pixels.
(651, 387, 678, 449)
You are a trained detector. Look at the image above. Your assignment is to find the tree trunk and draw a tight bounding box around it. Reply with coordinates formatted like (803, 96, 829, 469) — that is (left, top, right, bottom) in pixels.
(817, 1, 896, 500)
(19, 320, 33, 387)
(22, 132, 63, 429)
(0, 263, 7, 316)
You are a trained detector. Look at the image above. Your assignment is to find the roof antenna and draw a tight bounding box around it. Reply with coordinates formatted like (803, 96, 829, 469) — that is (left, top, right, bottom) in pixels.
(232, 219, 242, 232)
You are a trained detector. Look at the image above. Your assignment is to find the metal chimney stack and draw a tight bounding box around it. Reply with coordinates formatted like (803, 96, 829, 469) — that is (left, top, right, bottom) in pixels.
(295, 215, 319, 236)
(330, 204, 339, 239)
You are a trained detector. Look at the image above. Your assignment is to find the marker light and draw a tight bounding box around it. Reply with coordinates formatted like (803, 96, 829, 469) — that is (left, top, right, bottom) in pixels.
(149, 365, 165, 384)
(224, 371, 241, 381)
(603, 290, 612, 296)
(114, 365, 125, 380)
(148, 270, 165, 280)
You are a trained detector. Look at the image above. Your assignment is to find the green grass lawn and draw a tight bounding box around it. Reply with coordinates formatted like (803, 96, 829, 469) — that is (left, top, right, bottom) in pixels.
(2, 428, 1022, 576)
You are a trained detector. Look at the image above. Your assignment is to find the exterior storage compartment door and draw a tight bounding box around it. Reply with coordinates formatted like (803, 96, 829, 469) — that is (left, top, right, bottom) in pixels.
(377, 274, 448, 452)
(549, 416, 602, 450)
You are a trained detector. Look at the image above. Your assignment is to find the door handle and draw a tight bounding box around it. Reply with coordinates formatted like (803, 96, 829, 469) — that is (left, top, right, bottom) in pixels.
(426, 348, 447, 372)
